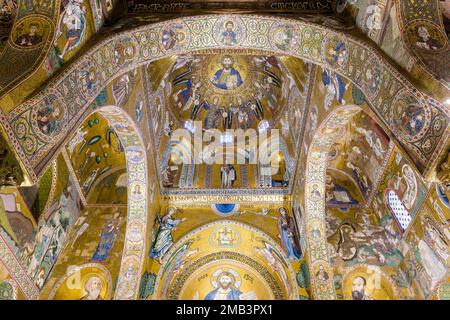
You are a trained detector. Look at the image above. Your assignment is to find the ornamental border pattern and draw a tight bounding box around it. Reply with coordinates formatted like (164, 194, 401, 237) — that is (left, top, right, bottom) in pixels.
(0, 234, 39, 300)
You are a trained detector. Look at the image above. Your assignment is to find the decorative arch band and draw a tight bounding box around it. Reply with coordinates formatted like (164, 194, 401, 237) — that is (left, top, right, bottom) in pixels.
(2, 14, 448, 183)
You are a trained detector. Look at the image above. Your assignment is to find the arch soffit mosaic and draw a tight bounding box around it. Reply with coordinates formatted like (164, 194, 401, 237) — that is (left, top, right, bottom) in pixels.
(0, 104, 148, 300)
(1, 14, 448, 184)
(304, 104, 362, 299)
(71, 105, 149, 300)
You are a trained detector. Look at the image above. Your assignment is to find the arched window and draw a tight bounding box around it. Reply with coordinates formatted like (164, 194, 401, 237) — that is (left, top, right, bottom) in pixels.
(385, 190, 412, 232)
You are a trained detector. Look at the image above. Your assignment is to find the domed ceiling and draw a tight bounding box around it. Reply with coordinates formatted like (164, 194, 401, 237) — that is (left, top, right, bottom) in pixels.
(145, 53, 313, 195)
(167, 54, 286, 131)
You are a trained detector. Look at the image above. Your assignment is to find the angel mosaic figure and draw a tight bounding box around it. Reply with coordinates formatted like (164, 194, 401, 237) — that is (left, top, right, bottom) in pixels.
(149, 207, 185, 264)
(278, 207, 302, 260)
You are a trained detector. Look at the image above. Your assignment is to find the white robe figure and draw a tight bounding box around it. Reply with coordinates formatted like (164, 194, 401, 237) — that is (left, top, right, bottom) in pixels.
(227, 166, 236, 188)
(418, 240, 447, 291)
(220, 165, 228, 188)
(221, 165, 236, 188)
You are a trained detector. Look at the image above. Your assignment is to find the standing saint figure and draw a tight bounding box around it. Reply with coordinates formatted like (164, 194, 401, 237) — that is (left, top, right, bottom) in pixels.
(278, 207, 302, 260)
(149, 207, 185, 264)
(221, 164, 236, 188)
(91, 210, 122, 262)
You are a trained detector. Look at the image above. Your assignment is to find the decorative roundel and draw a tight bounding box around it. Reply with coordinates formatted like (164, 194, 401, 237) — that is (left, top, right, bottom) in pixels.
(22, 136, 37, 155)
(159, 23, 190, 53)
(126, 220, 145, 243)
(137, 29, 160, 59)
(211, 203, 240, 216)
(390, 90, 431, 143)
(0, 280, 17, 300)
(10, 16, 52, 50)
(78, 60, 101, 99)
(358, 56, 382, 99)
(245, 18, 271, 48)
(31, 94, 67, 141)
(405, 20, 447, 52)
(113, 36, 139, 68)
(213, 16, 246, 47)
(306, 219, 325, 242)
(336, 0, 348, 13)
(126, 146, 145, 164)
(322, 33, 349, 70)
(312, 260, 333, 284)
(129, 181, 146, 202)
(269, 22, 300, 53)
(420, 136, 435, 155)
(14, 118, 28, 139)
(431, 113, 446, 137)
(438, 282, 450, 300)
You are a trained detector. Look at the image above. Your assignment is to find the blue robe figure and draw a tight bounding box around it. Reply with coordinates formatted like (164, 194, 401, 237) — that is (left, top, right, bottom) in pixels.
(149, 213, 183, 261)
(332, 42, 347, 65)
(135, 100, 143, 122)
(211, 68, 243, 90)
(322, 69, 346, 103)
(278, 209, 302, 260)
(221, 23, 237, 45)
(204, 287, 242, 300)
(405, 111, 424, 136)
(92, 216, 120, 262)
(178, 78, 193, 105)
(328, 183, 359, 206)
